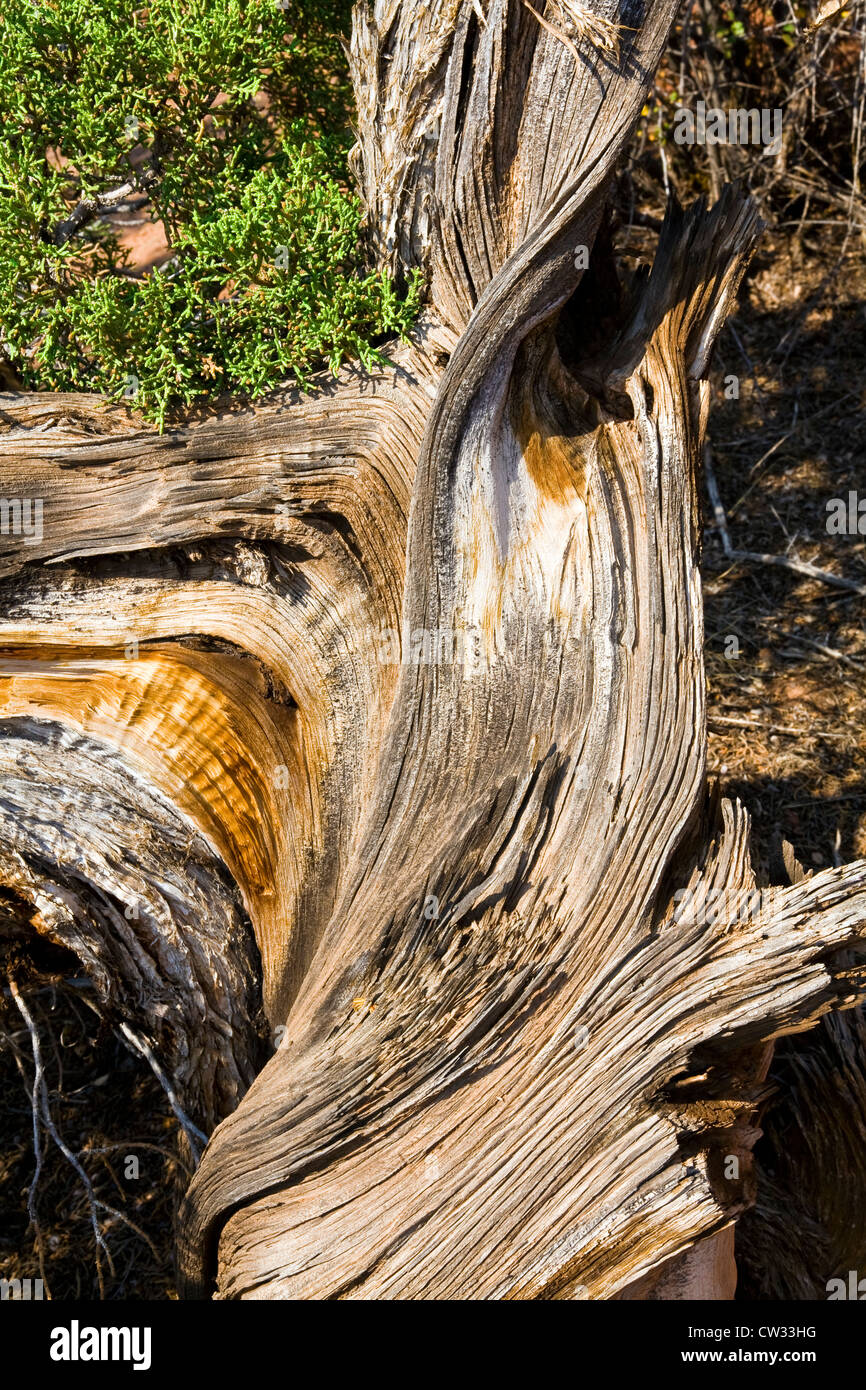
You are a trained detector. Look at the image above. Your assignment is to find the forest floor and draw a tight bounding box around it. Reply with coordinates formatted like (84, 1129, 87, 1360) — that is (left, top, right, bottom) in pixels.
(702, 228, 866, 881)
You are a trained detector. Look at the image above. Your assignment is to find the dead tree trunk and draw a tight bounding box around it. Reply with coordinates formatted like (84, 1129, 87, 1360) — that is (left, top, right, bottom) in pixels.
(2, 0, 866, 1300)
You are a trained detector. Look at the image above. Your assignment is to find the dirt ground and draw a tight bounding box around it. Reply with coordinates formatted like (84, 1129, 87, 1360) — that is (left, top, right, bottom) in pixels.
(703, 227, 866, 878)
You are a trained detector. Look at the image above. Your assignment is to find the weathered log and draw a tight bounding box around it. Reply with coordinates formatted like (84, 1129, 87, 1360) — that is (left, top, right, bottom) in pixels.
(1, 0, 865, 1300)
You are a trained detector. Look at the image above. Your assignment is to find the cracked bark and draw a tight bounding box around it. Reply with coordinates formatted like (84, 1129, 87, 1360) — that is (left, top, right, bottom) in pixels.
(1, 0, 865, 1300)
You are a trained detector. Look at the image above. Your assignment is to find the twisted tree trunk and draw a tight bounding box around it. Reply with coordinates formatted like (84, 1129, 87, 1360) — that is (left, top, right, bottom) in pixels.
(2, 0, 866, 1300)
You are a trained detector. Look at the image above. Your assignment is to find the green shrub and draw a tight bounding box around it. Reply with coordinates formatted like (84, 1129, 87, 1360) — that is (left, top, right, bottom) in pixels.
(0, 0, 422, 427)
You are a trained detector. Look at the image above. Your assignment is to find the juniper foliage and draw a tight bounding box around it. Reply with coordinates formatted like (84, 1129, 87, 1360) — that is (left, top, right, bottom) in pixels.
(0, 0, 421, 427)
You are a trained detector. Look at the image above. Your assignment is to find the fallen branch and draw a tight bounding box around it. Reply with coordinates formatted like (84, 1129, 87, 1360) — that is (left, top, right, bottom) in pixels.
(708, 714, 847, 740)
(729, 550, 866, 598)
